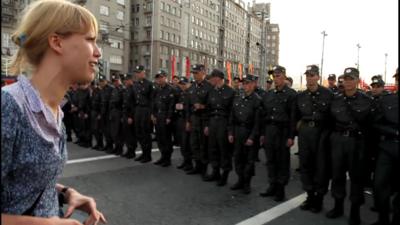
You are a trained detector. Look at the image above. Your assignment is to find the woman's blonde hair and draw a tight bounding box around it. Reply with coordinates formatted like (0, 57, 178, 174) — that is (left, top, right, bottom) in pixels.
(10, 0, 98, 75)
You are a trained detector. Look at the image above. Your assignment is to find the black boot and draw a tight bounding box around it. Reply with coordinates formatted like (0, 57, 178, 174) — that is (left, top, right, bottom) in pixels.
(154, 157, 164, 165)
(230, 176, 244, 190)
(123, 148, 136, 159)
(217, 171, 230, 186)
(260, 184, 277, 197)
(114, 145, 123, 155)
(326, 198, 344, 219)
(371, 211, 390, 225)
(183, 161, 194, 171)
(203, 168, 221, 182)
(134, 154, 144, 161)
(310, 193, 324, 213)
(177, 161, 187, 169)
(186, 161, 202, 175)
(161, 159, 171, 167)
(242, 177, 252, 194)
(300, 191, 315, 211)
(274, 184, 285, 202)
(349, 203, 361, 225)
(140, 154, 152, 163)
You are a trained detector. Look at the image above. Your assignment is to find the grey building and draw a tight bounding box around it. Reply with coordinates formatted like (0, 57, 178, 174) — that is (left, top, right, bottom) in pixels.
(265, 22, 280, 69)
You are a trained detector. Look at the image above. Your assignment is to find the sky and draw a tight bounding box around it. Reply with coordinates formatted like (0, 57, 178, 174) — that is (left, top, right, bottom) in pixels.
(245, 0, 399, 86)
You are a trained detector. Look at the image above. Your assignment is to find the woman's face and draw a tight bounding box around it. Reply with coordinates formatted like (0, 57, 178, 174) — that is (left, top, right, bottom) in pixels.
(60, 29, 101, 84)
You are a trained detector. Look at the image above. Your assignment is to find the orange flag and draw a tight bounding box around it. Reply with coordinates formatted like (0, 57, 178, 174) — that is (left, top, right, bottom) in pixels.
(238, 63, 243, 79)
(226, 61, 232, 86)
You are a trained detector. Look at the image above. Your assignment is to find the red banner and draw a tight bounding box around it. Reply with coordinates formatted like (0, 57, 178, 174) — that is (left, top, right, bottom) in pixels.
(186, 57, 190, 78)
(226, 61, 232, 86)
(171, 55, 176, 80)
(238, 63, 243, 80)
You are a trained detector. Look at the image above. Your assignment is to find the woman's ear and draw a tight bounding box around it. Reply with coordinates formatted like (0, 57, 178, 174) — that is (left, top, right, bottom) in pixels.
(48, 34, 63, 55)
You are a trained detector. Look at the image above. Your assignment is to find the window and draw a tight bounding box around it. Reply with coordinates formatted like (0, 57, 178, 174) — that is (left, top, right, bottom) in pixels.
(135, 18, 139, 26)
(167, 18, 170, 27)
(136, 4, 140, 12)
(2, 33, 10, 47)
(146, 31, 151, 39)
(146, 16, 151, 26)
(99, 23, 109, 33)
(100, 5, 109, 16)
(191, 16, 195, 23)
(133, 31, 138, 40)
(172, 34, 175, 42)
(160, 30, 164, 39)
(116, 0, 125, 6)
(109, 39, 123, 49)
(177, 36, 180, 44)
(116, 11, 124, 20)
(110, 55, 122, 64)
(161, 2, 165, 10)
(166, 4, 170, 12)
(166, 32, 170, 41)
(161, 16, 164, 25)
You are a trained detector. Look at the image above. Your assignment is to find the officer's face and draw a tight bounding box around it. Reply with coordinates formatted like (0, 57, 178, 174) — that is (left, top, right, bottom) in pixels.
(209, 77, 222, 87)
(172, 77, 179, 86)
(343, 76, 358, 91)
(193, 71, 205, 82)
(328, 79, 336, 87)
(273, 72, 286, 87)
(155, 76, 167, 86)
(371, 84, 384, 96)
(243, 81, 256, 93)
(135, 71, 145, 80)
(265, 82, 272, 90)
(305, 73, 320, 87)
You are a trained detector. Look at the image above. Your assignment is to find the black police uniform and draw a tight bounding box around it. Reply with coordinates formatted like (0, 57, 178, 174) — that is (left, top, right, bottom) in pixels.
(132, 77, 154, 162)
(228, 84, 262, 194)
(204, 82, 235, 185)
(152, 82, 175, 166)
(260, 84, 297, 201)
(69, 88, 80, 143)
(90, 86, 103, 149)
(170, 84, 181, 147)
(186, 77, 213, 176)
(295, 85, 334, 212)
(76, 86, 91, 147)
(174, 78, 193, 171)
(254, 87, 267, 162)
(99, 83, 114, 151)
(121, 80, 137, 158)
(328, 90, 375, 222)
(372, 91, 399, 225)
(108, 81, 125, 155)
(62, 89, 74, 142)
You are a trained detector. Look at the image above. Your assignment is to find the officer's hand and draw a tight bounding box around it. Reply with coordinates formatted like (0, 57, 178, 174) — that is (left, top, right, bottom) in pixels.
(286, 138, 294, 147)
(194, 103, 201, 110)
(228, 135, 234, 143)
(127, 118, 133, 124)
(204, 127, 209, 136)
(166, 118, 171, 124)
(151, 115, 157, 124)
(260, 136, 265, 145)
(97, 115, 101, 120)
(47, 217, 83, 225)
(245, 139, 254, 146)
(185, 122, 192, 132)
(84, 114, 88, 119)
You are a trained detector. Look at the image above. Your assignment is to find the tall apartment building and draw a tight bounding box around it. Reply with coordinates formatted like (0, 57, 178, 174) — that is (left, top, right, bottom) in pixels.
(75, 0, 131, 79)
(246, 13, 262, 76)
(265, 22, 280, 69)
(1, 0, 32, 75)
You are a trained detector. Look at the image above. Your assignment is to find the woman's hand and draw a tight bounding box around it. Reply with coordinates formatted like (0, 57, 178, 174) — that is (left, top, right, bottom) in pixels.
(64, 189, 107, 225)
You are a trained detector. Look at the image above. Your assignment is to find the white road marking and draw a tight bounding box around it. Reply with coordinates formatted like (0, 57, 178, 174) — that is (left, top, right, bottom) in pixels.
(235, 192, 307, 225)
(66, 148, 161, 164)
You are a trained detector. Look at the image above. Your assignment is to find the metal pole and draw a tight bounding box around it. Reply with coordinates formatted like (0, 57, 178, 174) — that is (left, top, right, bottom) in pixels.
(356, 43, 361, 70)
(320, 31, 327, 85)
(384, 53, 388, 83)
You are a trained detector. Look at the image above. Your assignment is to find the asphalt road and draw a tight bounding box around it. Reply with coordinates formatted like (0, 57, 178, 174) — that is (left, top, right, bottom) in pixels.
(60, 138, 378, 225)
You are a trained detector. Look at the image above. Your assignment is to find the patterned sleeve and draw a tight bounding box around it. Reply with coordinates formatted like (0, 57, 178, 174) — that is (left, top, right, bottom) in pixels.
(1, 91, 21, 182)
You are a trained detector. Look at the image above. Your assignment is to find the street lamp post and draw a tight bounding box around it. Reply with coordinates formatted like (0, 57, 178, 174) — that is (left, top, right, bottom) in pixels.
(384, 53, 388, 83)
(320, 31, 328, 85)
(356, 43, 361, 70)
(256, 42, 266, 85)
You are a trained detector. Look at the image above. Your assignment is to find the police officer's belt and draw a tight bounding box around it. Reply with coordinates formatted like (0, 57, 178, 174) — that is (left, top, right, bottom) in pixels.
(335, 129, 363, 137)
(301, 120, 323, 127)
(380, 134, 399, 142)
(266, 120, 289, 127)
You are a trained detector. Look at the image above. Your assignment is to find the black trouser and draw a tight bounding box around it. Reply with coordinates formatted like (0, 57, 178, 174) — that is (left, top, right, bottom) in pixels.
(155, 114, 173, 162)
(122, 116, 137, 152)
(364, 131, 379, 187)
(90, 111, 103, 147)
(77, 112, 90, 144)
(171, 118, 179, 146)
(63, 114, 73, 140)
(176, 117, 192, 163)
(100, 112, 113, 147)
(208, 117, 232, 171)
(298, 124, 331, 195)
(72, 112, 81, 141)
(134, 106, 153, 158)
(189, 114, 208, 164)
(233, 126, 256, 179)
(374, 139, 399, 217)
(330, 131, 366, 205)
(109, 109, 123, 148)
(263, 124, 291, 186)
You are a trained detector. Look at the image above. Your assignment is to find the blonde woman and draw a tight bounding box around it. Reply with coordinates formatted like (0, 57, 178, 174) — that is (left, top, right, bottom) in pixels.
(1, 0, 107, 224)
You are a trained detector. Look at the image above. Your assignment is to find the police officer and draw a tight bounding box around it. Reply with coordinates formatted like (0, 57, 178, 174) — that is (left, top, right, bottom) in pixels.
(328, 74, 339, 94)
(170, 76, 181, 147)
(132, 65, 154, 163)
(121, 73, 138, 159)
(186, 64, 213, 178)
(228, 74, 262, 194)
(259, 65, 297, 202)
(202, 69, 235, 186)
(62, 86, 74, 142)
(90, 79, 103, 150)
(371, 74, 399, 225)
(295, 65, 334, 213)
(254, 78, 267, 162)
(327, 67, 375, 225)
(367, 75, 388, 98)
(232, 76, 243, 92)
(76, 82, 91, 148)
(265, 77, 273, 91)
(70, 83, 80, 144)
(107, 74, 125, 155)
(152, 70, 175, 167)
(175, 77, 193, 171)
(98, 76, 114, 151)
(337, 75, 345, 94)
